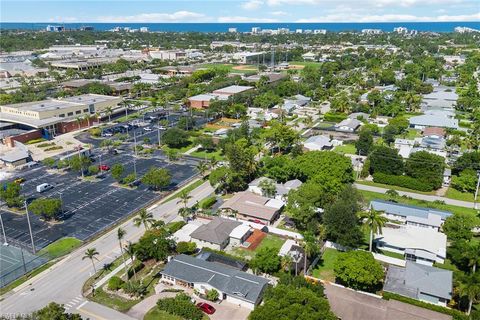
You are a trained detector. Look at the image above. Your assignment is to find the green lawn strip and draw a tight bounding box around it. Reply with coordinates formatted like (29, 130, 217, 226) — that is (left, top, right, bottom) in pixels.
(0, 261, 55, 296)
(89, 287, 140, 312)
(333, 144, 357, 155)
(161, 179, 204, 204)
(312, 248, 341, 282)
(376, 249, 405, 260)
(445, 187, 475, 202)
(398, 129, 421, 140)
(38, 237, 83, 259)
(82, 253, 129, 293)
(358, 189, 477, 216)
(255, 234, 285, 252)
(144, 307, 183, 320)
(356, 180, 436, 195)
(189, 149, 224, 161)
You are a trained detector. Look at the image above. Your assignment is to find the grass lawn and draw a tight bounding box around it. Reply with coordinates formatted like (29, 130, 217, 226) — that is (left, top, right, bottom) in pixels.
(445, 187, 475, 202)
(0, 261, 55, 296)
(89, 287, 140, 312)
(333, 144, 357, 155)
(162, 179, 204, 203)
(376, 249, 405, 260)
(312, 248, 341, 281)
(399, 129, 421, 140)
(198, 63, 258, 74)
(356, 180, 436, 195)
(144, 307, 183, 320)
(38, 237, 82, 259)
(189, 149, 224, 161)
(289, 61, 323, 68)
(231, 234, 286, 260)
(316, 121, 335, 129)
(358, 189, 478, 217)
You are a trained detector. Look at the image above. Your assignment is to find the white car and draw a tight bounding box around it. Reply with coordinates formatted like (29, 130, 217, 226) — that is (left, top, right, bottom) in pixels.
(143, 127, 153, 132)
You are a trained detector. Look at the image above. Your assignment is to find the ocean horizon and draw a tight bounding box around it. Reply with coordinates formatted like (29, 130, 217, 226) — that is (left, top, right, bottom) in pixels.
(1, 21, 479, 33)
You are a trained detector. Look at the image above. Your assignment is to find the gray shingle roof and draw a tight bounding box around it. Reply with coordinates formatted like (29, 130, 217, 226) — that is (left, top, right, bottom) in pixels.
(162, 254, 269, 304)
(370, 200, 452, 221)
(384, 262, 452, 300)
(189, 217, 241, 245)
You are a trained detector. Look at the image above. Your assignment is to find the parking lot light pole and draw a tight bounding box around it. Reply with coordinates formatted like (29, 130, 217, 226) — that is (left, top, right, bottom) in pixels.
(157, 120, 161, 148)
(474, 170, 480, 210)
(133, 130, 138, 177)
(59, 192, 63, 215)
(24, 200, 36, 254)
(0, 211, 8, 246)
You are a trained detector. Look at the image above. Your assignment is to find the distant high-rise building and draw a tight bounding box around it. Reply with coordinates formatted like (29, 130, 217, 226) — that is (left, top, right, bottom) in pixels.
(228, 27, 238, 33)
(394, 27, 408, 34)
(251, 27, 261, 34)
(362, 29, 383, 35)
(295, 29, 303, 34)
(455, 26, 480, 33)
(313, 29, 327, 35)
(140, 27, 149, 32)
(46, 25, 64, 32)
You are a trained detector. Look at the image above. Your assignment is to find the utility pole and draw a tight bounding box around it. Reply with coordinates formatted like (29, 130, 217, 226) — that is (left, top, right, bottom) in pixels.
(474, 170, 480, 210)
(133, 130, 138, 178)
(24, 200, 36, 254)
(0, 211, 8, 246)
(157, 119, 161, 148)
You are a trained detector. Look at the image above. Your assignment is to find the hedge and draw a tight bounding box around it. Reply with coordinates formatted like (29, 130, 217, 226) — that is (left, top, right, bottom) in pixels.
(323, 112, 348, 123)
(382, 292, 468, 320)
(157, 293, 203, 320)
(176, 241, 197, 255)
(167, 221, 186, 234)
(199, 196, 217, 209)
(373, 172, 434, 191)
(26, 138, 47, 144)
(107, 276, 125, 291)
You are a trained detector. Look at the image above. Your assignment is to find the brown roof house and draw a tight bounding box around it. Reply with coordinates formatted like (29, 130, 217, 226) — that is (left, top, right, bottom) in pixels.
(219, 191, 283, 225)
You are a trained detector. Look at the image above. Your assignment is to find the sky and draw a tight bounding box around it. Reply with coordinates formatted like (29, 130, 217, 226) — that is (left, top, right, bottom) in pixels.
(1, 0, 479, 23)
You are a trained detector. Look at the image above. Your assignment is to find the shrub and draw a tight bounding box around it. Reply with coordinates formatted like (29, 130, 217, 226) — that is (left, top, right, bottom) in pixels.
(323, 112, 347, 123)
(88, 165, 99, 176)
(123, 173, 136, 185)
(373, 172, 434, 191)
(382, 292, 468, 320)
(167, 221, 186, 233)
(206, 289, 219, 301)
(156, 293, 203, 320)
(198, 196, 216, 209)
(44, 146, 63, 151)
(37, 142, 56, 148)
(127, 260, 144, 279)
(89, 128, 101, 137)
(107, 276, 125, 291)
(176, 241, 197, 254)
(26, 138, 47, 144)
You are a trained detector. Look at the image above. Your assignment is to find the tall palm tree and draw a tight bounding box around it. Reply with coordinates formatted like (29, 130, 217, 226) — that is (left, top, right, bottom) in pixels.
(209, 157, 218, 170)
(359, 209, 388, 252)
(105, 106, 113, 123)
(75, 116, 83, 131)
(459, 273, 480, 315)
(196, 161, 209, 178)
(124, 241, 137, 280)
(117, 227, 129, 277)
(177, 190, 192, 209)
(464, 242, 480, 274)
(82, 248, 100, 274)
(302, 232, 319, 275)
(133, 208, 155, 230)
(281, 254, 293, 273)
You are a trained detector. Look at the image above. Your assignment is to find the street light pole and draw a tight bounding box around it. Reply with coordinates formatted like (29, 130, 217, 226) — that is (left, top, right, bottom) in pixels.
(157, 119, 161, 148)
(0, 211, 8, 246)
(474, 170, 480, 210)
(133, 130, 138, 177)
(24, 200, 36, 254)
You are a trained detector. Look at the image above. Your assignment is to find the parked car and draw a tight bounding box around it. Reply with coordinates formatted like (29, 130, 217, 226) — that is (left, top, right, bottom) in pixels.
(14, 178, 25, 184)
(102, 131, 113, 137)
(98, 165, 110, 171)
(36, 183, 54, 193)
(196, 302, 216, 315)
(248, 219, 265, 225)
(143, 127, 153, 132)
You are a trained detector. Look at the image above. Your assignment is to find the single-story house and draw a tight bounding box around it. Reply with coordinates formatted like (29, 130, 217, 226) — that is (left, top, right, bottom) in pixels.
(334, 118, 361, 132)
(219, 191, 283, 225)
(189, 217, 249, 250)
(303, 135, 334, 151)
(374, 226, 447, 266)
(409, 115, 458, 130)
(187, 94, 219, 109)
(394, 138, 415, 158)
(161, 254, 269, 309)
(370, 199, 452, 230)
(348, 112, 369, 120)
(278, 239, 308, 274)
(280, 95, 311, 114)
(422, 127, 446, 138)
(384, 262, 453, 307)
(248, 177, 302, 200)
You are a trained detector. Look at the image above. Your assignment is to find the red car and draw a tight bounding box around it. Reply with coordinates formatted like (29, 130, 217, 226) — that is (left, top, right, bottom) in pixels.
(196, 302, 216, 315)
(249, 219, 265, 225)
(98, 165, 110, 171)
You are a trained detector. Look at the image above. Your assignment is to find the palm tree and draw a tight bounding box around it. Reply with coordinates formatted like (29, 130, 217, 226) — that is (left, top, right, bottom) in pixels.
(302, 232, 319, 275)
(117, 228, 129, 277)
(105, 106, 113, 123)
(178, 207, 192, 222)
(281, 254, 293, 273)
(359, 209, 388, 252)
(75, 116, 83, 131)
(177, 190, 192, 210)
(209, 157, 218, 170)
(196, 161, 209, 178)
(82, 248, 100, 274)
(133, 208, 155, 230)
(459, 273, 480, 315)
(124, 241, 137, 280)
(464, 242, 480, 274)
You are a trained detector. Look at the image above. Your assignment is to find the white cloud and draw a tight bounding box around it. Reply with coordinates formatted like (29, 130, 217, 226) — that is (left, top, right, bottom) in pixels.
(270, 11, 288, 16)
(296, 12, 480, 22)
(266, 0, 320, 5)
(241, 0, 264, 10)
(217, 16, 279, 22)
(48, 16, 78, 22)
(97, 11, 207, 23)
(371, 0, 469, 7)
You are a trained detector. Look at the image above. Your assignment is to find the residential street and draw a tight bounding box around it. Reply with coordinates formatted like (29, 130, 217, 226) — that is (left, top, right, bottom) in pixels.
(354, 183, 476, 209)
(0, 181, 214, 320)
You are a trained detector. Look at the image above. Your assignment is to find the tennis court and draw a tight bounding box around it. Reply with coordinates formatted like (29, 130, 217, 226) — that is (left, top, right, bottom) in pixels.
(0, 244, 48, 287)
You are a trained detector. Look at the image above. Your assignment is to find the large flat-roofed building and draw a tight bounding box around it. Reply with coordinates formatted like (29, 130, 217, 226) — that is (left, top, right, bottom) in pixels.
(212, 85, 254, 97)
(0, 94, 122, 136)
(188, 85, 254, 109)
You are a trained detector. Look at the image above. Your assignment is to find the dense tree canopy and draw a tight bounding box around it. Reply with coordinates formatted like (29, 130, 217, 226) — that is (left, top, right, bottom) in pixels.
(334, 251, 384, 292)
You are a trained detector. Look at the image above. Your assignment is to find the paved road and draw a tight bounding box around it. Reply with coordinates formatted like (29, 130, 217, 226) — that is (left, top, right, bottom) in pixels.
(354, 183, 476, 209)
(0, 181, 214, 320)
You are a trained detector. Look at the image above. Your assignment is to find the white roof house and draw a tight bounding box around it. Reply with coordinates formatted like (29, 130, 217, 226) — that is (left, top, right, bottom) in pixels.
(335, 118, 362, 132)
(303, 135, 334, 151)
(374, 226, 447, 266)
(409, 115, 458, 130)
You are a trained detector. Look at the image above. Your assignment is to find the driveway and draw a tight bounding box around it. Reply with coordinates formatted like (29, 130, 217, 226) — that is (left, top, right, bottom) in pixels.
(196, 297, 251, 320)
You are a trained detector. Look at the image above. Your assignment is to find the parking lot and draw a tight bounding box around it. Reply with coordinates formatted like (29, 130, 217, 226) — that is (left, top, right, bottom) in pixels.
(0, 147, 199, 251)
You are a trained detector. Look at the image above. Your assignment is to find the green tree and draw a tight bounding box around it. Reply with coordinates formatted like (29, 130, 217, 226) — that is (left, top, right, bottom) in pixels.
(28, 198, 62, 221)
(323, 185, 364, 248)
(262, 121, 300, 154)
(111, 163, 125, 182)
(405, 151, 445, 189)
(162, 128, 189, 148)
(258, 179, 277, 198)
(141, 167, 171, 190)
(82, 248, 100, 274)
(68, 155, 92, 176)
(458, 273, 480, 315)
(177, 190, 192, 210)
(31, 302, 82, 320)
(451, 169, 478, 193)
(196, 161, 209, 178)
(334, 251, 384, 292)
(358, 209, 388, 252)
(134, 228, 174, 261)
(133, 209, 155, 230)
(250, 247, 281, 274)
(42, 157, 56, 168)
(206, 288, 219, 301)
(156, 293, 203, 320)
(442, 213, 477, 242)
(87, 165, 99, 176)
(0, 182, 23, 208)
(175, 241, 197, 254)
(355, 128, 374, 156)
(117, 227, 129, 278)
(368, 146, 404, 175)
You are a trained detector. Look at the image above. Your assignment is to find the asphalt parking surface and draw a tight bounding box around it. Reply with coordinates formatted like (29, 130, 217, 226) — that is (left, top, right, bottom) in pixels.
(0, 148, 199, 251)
